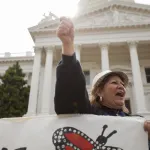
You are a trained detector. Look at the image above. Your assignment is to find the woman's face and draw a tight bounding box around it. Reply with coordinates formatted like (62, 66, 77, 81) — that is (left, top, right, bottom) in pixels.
(99, 75, 126, 109)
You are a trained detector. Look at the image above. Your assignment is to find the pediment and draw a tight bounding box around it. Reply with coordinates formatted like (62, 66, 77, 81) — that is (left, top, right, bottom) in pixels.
(74, 8, 150, 29)
(29, 19, 59, 32)
(29, 3, 150, 33)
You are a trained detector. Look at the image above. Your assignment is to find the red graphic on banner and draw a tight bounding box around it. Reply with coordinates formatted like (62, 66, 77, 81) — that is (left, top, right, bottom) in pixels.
(52, 124, 123, 150)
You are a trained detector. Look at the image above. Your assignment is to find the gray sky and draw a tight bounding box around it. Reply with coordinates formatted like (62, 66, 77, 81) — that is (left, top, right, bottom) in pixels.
(0, 0, 150, 54)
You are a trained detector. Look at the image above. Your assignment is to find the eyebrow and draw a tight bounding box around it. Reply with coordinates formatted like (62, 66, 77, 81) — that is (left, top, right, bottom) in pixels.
(111, 80, 124, 85)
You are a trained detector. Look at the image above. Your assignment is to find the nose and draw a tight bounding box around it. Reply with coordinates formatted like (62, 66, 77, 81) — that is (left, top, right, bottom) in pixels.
(117, 84, 126, 91)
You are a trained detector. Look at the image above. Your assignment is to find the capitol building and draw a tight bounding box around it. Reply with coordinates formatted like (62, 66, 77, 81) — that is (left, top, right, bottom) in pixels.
(0, 0, 150, 119)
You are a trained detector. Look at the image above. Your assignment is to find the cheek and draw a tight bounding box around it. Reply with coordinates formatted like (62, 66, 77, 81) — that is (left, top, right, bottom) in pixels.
(102, 84, 117, 100)
(103, 86, 117, 102)
(106, 85, 117, 95)
(103, 87, 116, 101)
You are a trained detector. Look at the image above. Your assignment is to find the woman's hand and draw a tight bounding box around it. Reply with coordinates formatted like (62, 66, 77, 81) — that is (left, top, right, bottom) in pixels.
(56, 16, 74, 56)
(144, 120, 150, 140)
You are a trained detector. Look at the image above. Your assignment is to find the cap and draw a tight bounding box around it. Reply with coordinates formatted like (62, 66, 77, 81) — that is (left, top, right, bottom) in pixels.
(92, 70, 129, 88)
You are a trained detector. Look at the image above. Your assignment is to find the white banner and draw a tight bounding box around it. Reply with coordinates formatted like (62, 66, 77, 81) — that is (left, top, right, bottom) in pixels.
(0, 115, 149, 150)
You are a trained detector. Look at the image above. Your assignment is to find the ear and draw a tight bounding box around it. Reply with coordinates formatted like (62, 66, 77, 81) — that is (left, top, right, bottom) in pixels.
(96, 88, 103, 97)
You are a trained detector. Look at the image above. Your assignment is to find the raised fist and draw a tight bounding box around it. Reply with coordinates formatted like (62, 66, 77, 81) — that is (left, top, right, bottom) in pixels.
(56, 17, 74, 45)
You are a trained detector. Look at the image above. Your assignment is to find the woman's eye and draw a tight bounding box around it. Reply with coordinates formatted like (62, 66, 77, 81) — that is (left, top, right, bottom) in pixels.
(122, 83, 125, 87)
(112, 81, 117, 84)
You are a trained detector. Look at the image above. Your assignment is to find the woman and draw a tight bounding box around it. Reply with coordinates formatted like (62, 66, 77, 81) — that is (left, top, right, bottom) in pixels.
(90, 69, 130, 116)
(54, 17, 150, 147)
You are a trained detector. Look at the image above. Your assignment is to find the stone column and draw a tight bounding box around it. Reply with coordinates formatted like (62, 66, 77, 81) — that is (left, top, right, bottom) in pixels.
(36, 49, 46, 114)
(37, 66, 45, 114)
(99, 43, 109, 71)
(128, 41, 147, 114)
(40, 46, 54, 115)
(75, 44, 81, 62)
(26, 47, 42, 116)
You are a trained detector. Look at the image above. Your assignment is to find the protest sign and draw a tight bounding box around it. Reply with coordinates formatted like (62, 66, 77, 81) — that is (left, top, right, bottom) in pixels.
(0, 115, 148, 150)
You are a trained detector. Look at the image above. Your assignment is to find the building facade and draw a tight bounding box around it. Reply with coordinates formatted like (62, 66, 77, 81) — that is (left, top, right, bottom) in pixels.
(0, 0, 150, 119)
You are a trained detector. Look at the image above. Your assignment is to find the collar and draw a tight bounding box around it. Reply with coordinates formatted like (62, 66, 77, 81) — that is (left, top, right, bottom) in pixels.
(101, 105, 126, 116)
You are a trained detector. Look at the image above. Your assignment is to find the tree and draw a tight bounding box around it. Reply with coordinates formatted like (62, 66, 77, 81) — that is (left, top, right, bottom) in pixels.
(0, 62, 30, 118)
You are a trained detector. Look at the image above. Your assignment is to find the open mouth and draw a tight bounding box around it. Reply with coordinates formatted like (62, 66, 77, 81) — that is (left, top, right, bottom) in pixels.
(116, 91, 125, 97)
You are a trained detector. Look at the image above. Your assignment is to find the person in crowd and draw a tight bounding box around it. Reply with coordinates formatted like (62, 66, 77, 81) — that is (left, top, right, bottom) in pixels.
(54, 17, 150, 148)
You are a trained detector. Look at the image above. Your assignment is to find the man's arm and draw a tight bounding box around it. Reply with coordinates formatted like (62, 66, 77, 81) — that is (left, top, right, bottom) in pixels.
(54, 53, 91, 114)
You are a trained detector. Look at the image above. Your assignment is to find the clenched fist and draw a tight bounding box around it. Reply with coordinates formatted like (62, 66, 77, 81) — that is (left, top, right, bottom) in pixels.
(57, 17, 74, 56)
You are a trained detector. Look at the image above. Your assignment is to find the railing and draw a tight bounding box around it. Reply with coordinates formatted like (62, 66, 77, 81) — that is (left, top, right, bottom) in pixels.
(0, 51, 35, 58)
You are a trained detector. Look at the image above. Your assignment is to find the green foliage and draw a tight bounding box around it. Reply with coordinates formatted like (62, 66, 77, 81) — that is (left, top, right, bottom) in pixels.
(0, 62, 30, 118)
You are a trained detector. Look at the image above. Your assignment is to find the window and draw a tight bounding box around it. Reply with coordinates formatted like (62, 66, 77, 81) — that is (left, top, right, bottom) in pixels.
(83, 70, 90, 85)
(145, 68, 150, 83)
